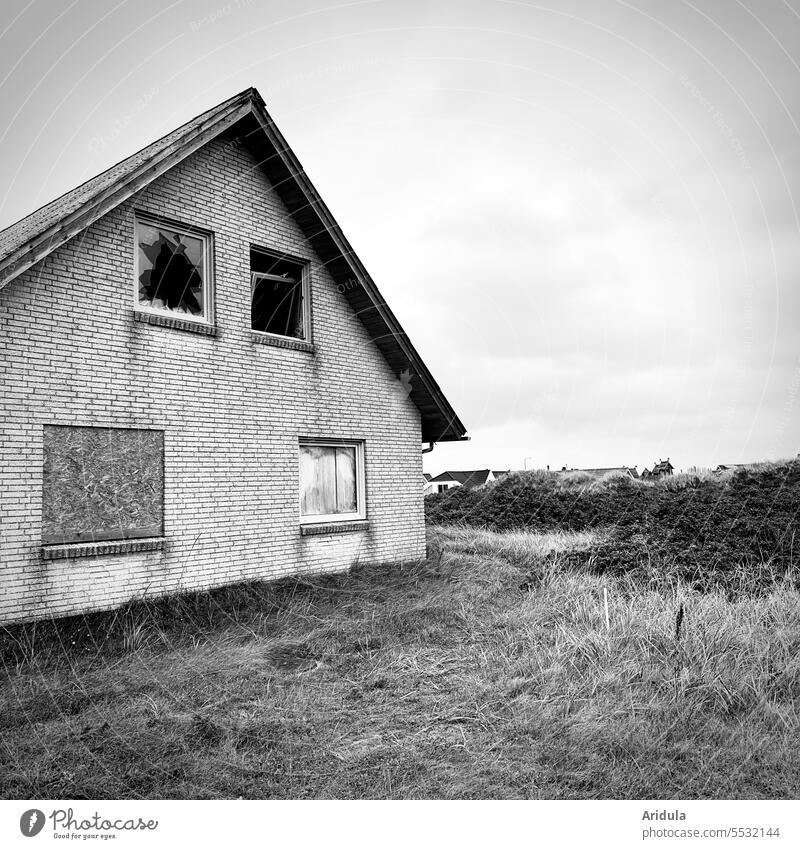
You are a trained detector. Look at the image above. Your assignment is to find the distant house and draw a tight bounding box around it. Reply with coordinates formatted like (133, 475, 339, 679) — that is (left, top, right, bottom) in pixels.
(714, 463, 749, 474)
(641, 461, 674, 479)
(651, 459, 674, 477)
(559, 466, 638, 479)
(425, 469, 501, 494)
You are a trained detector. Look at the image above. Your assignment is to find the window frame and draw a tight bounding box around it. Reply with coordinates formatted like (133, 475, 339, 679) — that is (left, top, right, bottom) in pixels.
(41, 424, 165, 545)
(133, 210, 215, 326)
(298, 438, 366, 525)
(250, 245, 311, 342)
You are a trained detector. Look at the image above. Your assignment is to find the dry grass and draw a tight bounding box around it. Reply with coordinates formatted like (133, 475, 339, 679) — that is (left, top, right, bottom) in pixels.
(2, 525, 799, 799)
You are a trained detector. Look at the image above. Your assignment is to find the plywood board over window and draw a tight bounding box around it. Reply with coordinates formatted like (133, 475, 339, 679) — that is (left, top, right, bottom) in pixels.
(42, 426, 164, 544)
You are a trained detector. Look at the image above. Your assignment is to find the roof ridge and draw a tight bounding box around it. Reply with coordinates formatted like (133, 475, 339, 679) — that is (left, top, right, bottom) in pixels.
(0, 86, 467, 443)
(0, 88, 253, 240)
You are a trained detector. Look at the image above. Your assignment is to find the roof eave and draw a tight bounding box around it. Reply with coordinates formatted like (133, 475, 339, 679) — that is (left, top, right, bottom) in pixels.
(0, 96, 253, 291)
(245, 96, 467, 442)
(0, 88, 467, 443)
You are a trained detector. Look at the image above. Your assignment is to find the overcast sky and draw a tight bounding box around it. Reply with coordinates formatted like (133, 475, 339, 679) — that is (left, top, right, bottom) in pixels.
(1, 0, 798, 474)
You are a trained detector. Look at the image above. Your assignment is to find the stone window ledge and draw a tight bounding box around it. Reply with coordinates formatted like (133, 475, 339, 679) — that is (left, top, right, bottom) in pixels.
(41, 537, 165, 561)
(250, 332, 314, 353)
(134, 310, 217, 336)
(300, 521, 369, 537)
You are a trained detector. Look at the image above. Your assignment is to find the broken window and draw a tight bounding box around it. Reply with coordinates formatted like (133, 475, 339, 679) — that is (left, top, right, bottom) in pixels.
(251, 247, 307, 339)
(136, 215, 211, 320)
(299, 440, 364, 522)
(42, 426, 164, 544)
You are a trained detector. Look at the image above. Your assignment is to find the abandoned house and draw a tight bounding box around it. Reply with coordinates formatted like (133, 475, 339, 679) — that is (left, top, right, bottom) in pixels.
(0, 87, 466, 625)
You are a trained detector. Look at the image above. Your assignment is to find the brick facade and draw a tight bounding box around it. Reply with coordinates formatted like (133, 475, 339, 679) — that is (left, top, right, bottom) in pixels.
(0, 130, 426, 625)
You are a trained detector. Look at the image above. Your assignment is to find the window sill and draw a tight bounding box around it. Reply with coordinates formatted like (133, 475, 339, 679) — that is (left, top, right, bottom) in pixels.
(250, 332, 314, 353)
(300, 521, 369, 537)
(41, 537, 165, 561)
(134, 310, 217, 336)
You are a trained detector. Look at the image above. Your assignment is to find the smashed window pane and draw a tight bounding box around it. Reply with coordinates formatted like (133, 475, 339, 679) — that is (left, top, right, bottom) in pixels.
(251, 248, 306, 338)
(42, 426, 164, 544)
(137, 219, 207, 316)
(300, 444, 358, 517)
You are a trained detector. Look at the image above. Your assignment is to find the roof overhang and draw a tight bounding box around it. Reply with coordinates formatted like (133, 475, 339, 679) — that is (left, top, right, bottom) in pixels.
(0, 88, 467, 443)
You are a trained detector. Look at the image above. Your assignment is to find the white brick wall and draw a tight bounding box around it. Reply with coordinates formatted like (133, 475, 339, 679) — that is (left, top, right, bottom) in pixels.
(0, 130, 426, 625)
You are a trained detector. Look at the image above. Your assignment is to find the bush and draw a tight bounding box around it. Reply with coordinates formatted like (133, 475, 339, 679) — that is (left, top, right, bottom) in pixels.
(425, 461, 800, 593)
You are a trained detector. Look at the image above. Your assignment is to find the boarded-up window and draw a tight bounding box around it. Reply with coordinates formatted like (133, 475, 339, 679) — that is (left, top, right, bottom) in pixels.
(42, 426, 164, 544)
(299, 441, 363, 522)
(251, 247, 307, 339)
(136, 215, 211, 320)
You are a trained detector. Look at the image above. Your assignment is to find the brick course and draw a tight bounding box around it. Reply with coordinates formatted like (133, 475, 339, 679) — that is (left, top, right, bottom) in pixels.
(0, 130, 426, 625)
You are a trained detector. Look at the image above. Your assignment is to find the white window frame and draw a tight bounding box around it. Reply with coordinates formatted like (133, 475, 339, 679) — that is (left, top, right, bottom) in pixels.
(250, 247, 310, 342)
(133, 211, 214, 325)
(298, 438, 366, 524)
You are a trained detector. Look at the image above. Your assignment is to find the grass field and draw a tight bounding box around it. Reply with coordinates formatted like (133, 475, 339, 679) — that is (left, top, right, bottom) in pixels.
(2, 524, 799, 799)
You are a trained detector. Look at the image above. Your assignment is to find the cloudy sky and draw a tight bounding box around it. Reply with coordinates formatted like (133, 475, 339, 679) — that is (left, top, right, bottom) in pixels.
(1, 0, 798, 474)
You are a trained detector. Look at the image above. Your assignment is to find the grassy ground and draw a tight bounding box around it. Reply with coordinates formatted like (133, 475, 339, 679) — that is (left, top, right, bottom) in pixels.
(2, 525, 799, 799)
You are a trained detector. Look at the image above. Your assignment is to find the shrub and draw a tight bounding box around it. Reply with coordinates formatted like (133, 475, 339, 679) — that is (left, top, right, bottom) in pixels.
(425, 460, 800, 593)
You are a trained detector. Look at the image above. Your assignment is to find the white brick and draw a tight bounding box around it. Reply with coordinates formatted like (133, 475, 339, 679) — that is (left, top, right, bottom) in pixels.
(0, 133, 425, 625)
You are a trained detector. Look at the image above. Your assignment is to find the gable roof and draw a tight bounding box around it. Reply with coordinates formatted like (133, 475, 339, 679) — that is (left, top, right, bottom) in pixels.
(429, 469, 493, 488)
(0, 87, 466, 444)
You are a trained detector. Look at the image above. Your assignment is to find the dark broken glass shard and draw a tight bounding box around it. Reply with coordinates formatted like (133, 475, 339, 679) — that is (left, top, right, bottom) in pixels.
(138, 223, 205, 315)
